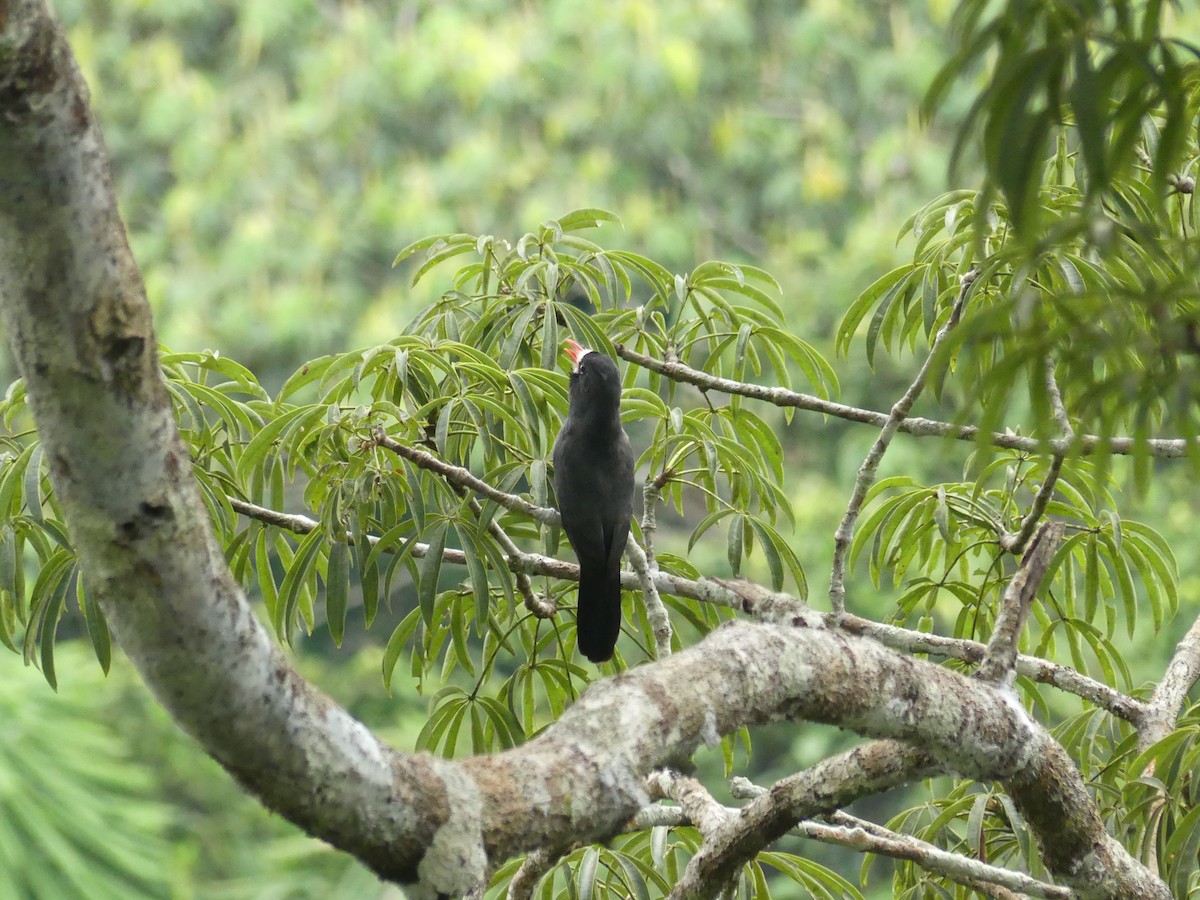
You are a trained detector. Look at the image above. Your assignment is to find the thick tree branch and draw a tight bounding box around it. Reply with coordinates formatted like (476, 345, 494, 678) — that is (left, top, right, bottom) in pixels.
(643, 784, 1069, 899)
(829, 269, 977, 616)
(0, 1, 444, 884)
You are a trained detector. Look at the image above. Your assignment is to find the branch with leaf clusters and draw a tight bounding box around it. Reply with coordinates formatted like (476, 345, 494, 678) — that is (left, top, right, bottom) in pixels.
(228, 439, 1144, 724)
(612, 349, 1196, 459)
(633, 773, 1072, 900)
(829, 268, 977, 616)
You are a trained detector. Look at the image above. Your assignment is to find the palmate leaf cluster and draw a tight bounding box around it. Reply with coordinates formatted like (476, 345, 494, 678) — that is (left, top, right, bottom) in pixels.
(853, 456, 1177, 688)
(899, 0, 1200, 455)
(488, 829, 862, 900)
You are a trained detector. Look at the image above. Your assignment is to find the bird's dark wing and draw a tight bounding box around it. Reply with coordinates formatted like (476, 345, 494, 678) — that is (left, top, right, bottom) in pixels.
(603, 431, 635, 571)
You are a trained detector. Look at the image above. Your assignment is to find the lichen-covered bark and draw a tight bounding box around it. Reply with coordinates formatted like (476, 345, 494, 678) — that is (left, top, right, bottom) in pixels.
(0, 3, 1171, 899)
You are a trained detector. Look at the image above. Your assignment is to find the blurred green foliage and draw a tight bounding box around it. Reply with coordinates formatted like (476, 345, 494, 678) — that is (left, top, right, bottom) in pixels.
(55, 0, 960, 383)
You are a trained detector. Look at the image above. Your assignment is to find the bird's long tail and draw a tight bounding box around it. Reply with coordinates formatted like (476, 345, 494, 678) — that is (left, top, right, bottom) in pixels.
(576, 562, 622, 663)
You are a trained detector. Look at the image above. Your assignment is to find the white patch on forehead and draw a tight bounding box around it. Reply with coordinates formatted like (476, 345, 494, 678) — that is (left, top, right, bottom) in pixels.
(573, 348, 594, 372)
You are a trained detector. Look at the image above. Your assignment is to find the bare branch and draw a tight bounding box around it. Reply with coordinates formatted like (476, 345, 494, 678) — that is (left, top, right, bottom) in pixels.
(1043, 355, 1075, 441)
(228, 497, 464, 563)
(806, 813, 1071, 900)
(641, 473, 670, 567)
(669, 781, 1069, 899)
(977, 522, 1064, 686)
(613, 353, 1194, 460)
(1000, 357, 1071, 554)
(373, 429, 560, 526)
(626, 537, 672, 657)
(829, 269, 978, 616)
(837, 610, 1145, 721)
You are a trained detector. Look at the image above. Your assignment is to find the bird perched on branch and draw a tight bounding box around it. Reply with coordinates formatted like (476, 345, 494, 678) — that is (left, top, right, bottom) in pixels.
(552, 339, 634, 663)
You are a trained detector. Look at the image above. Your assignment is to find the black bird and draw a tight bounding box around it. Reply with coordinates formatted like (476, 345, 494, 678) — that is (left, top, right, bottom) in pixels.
(553, 339, 634, 663)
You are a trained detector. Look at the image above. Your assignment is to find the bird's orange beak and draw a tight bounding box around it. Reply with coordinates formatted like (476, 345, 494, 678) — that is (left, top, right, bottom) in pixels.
(564, 338, 590, 371)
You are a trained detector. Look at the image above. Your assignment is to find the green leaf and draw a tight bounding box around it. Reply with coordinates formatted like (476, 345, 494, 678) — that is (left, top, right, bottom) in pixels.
(459, 527, 491, 633)
(78, 576, 111, 675)
(325, 537, 349, 647)
(726, 514, 744, 575)
(418, 522, 449, 626)
(382, 608, 421, 694)
(577, 847, 600, 900)
(1165, 803, 1200, 898)
(556, 208, 621, 233)
(236, 404, 322, 487)
(276, 528, 325, 642)
(836, 265, 916, 356)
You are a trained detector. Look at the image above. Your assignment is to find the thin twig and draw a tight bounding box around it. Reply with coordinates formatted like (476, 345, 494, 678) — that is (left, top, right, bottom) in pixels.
(802, 814, 1068, 899)
(612, 350, 1195, 459)
(464, 495, 556, 618)
(506, 848, 561, 900)
(641, 471, 672, 567)
(1000, 357, 1071, 554)
(829, 269, 978, 617)
(1043, 354, 1075, 441)
(976, 522, 1064, 686)
(372, 429, 560, 526)
(626, 537, 672, 657)
(635, 474, 674, 657)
